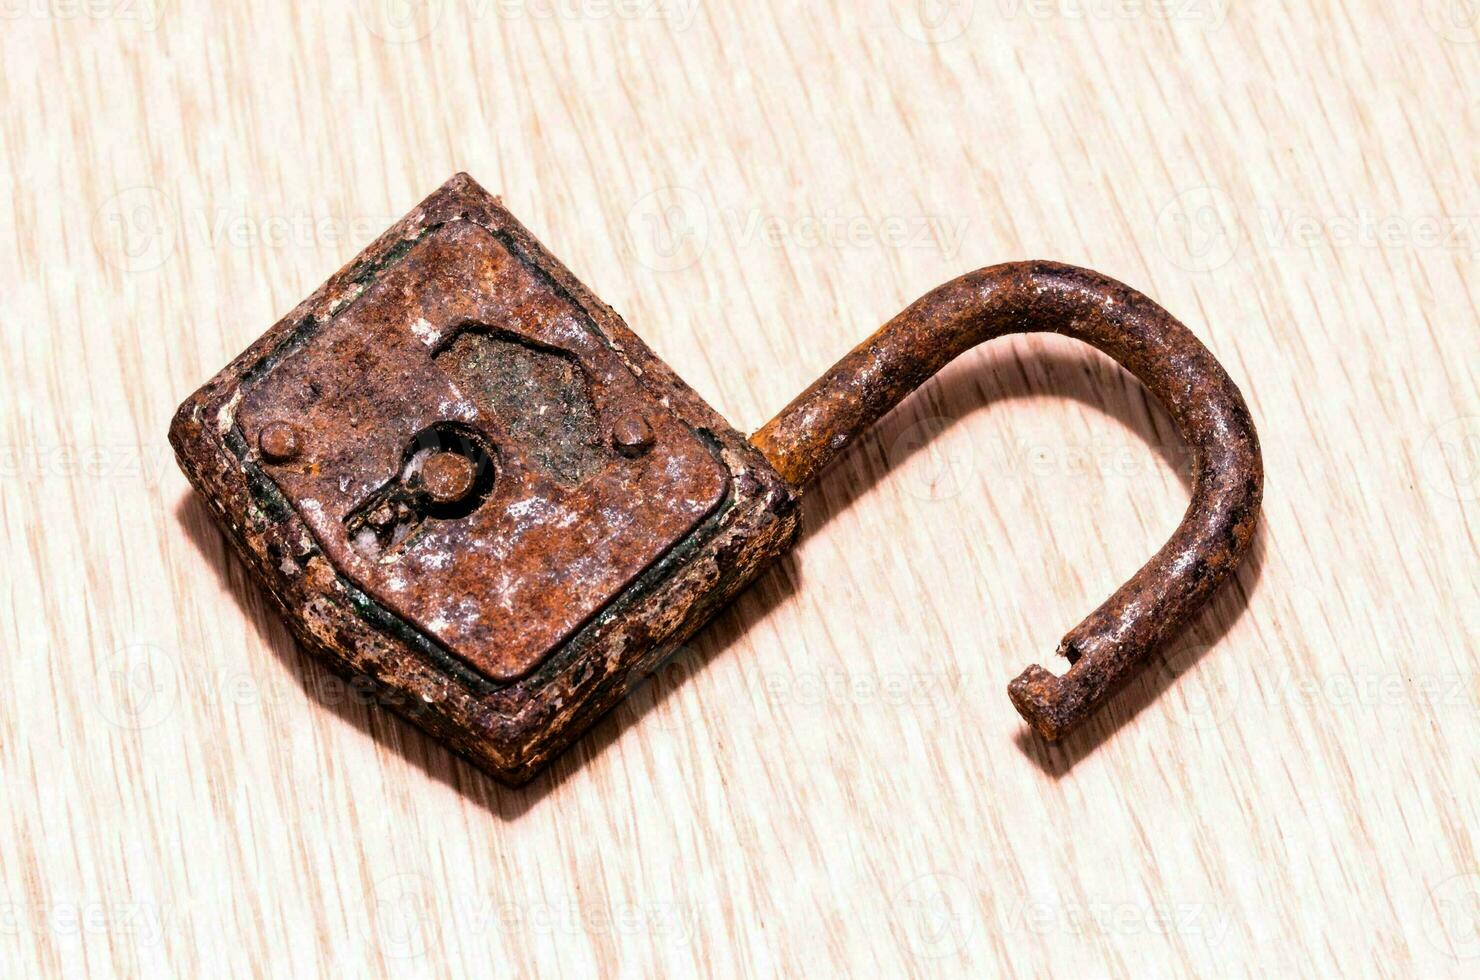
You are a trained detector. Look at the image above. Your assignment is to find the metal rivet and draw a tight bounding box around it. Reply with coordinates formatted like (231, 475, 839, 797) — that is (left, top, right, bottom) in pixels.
(420, 451, 477, 505)
(258, 422, 301, 463)
(612, 414, 654, 457)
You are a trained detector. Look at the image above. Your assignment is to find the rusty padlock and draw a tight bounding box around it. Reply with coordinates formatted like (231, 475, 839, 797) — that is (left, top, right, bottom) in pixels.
(170, 175, 1262, 784)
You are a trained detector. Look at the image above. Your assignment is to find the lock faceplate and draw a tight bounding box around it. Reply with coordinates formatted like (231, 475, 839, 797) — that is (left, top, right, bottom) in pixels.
(170, 174, 800, 784)
(235, 219, 729, 682)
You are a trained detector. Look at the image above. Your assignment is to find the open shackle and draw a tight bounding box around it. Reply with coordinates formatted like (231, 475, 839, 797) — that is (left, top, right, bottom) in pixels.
(751, 261, 1264, 740)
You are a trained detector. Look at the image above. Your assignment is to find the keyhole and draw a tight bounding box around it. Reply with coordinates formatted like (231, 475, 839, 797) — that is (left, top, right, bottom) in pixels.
(346, 423, 497, 558)
(405, 423, 497, 520)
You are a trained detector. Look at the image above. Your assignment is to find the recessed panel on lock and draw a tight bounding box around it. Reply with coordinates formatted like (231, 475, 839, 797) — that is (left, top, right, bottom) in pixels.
(236, 221, 729, 682)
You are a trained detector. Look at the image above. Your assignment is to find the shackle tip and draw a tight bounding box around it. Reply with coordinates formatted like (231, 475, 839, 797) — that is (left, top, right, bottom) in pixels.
(1007, 664, 1080, 741)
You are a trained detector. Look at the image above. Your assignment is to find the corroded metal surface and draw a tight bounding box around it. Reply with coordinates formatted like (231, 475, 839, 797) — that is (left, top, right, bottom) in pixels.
(234, 217, 730, 683)
(420, 451, 476, 506)
(752, 261, 1264, 741)
(170, 174, 799, 784)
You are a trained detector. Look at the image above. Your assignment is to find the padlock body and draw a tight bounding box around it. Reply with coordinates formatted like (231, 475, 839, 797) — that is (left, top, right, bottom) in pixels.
(170, 175, 799, 784)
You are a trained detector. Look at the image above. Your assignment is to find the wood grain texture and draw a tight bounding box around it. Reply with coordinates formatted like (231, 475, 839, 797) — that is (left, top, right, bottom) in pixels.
(1, 1, 1476, 975)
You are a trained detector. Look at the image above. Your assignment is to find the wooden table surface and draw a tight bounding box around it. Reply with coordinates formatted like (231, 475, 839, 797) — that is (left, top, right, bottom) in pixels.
(3, 2, 1477, 976)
